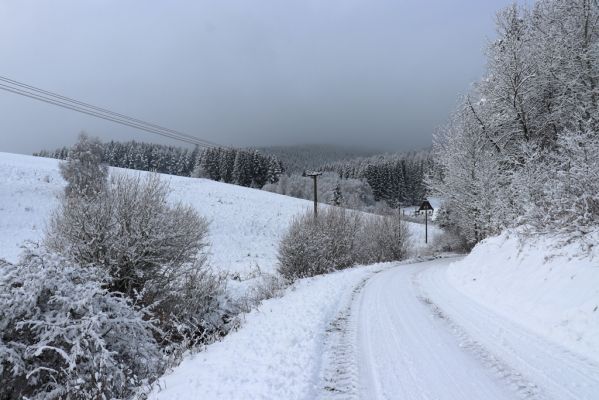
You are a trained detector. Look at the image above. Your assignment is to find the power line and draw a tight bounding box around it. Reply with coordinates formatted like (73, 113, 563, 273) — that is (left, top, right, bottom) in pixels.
(0, 83, 212, 148)
(0, 75, 226, 149)
(0, 76, 223, 148)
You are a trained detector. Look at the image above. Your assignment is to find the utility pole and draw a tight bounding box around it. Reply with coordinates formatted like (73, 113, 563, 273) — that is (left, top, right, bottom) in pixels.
(306, 171, 322, 218)
(397, 191, 402, 236)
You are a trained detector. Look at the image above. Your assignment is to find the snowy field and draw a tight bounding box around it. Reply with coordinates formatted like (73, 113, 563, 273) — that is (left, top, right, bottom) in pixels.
(0, 152, 439, 274)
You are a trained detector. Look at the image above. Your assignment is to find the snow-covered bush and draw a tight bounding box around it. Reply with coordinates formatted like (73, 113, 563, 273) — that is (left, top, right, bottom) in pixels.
(0, 247, 162, 400)
(153, 264, 227, 348)
(278, 207, 413, 281)
(46, 173, 225, 347)
(358, 214, 410, 263)
(59, 132, 108, 198)
(431, 229, 470, 253)
(277, 207, 362, 281)
(236, 273, 288, 313)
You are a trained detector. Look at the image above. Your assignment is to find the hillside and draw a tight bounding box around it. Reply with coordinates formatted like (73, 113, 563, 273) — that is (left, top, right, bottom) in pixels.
(0, 152, 438, 274)
(0, 152, 309, 274)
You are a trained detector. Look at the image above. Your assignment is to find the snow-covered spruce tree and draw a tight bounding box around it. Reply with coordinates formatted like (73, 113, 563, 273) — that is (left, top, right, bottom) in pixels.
(59, 132, 108, 198)
(46, 173, 225, 347)
(0, 247, 162, 400)
(319, 150, 432, 207)
(277, 207, 362, 281)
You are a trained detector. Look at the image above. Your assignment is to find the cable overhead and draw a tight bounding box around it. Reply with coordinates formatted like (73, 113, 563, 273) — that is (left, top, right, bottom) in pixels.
(0, 83, 212, 147)
(0, 75, 226, 149)
(0, 76, 223, 148)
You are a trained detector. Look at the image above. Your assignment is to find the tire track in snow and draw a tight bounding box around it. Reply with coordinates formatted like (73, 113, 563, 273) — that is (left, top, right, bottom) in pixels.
(316, 256, 461, 400)
(413, 289, 544, 400)
(415, 264, 599, 400)
(317, 277, 368, 400)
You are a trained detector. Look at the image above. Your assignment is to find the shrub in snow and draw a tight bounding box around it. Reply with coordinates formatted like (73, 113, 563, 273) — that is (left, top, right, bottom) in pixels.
(0, 247, 163, 400)
(431, 229, 470, 253)
(235, 273, 288, 313)
(46, 173, 225, 347)
(278, 207, 413, 281)
(277, 207, 362, 281)
(430, 207, 471, 252)
(358, 213, 410, 264)
(59, 132, 108, 198)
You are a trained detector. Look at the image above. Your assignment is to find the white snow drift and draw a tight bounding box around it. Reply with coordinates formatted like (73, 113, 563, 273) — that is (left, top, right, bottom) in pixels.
(447, 230, 599, 362)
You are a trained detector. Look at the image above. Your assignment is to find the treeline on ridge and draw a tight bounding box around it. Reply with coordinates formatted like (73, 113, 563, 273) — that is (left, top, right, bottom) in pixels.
(36, 140, 432, 207)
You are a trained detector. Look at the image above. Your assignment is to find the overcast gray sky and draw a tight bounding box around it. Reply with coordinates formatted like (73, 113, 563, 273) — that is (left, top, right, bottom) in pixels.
(0, 0, 519, 155)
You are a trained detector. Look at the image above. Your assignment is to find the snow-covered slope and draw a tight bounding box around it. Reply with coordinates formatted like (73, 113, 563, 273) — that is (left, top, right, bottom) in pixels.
(0, 152, 437, 273)
(0, 153, 61, 262)
(0, 152, 313, 274)
(447, 230, 599, 362)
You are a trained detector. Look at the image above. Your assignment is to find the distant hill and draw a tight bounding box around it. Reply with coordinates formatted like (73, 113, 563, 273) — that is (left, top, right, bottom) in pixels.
(258, 144, 382, 173)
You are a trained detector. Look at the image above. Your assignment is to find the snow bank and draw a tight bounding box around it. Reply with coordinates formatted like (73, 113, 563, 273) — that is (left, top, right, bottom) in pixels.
(447, 231, 599, 362)
(149, 264, 379, 400)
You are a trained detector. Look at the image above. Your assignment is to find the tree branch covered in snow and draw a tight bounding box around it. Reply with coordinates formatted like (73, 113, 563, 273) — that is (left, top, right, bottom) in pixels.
(430, 0, 599, 246)
(0, 247, 163, 399)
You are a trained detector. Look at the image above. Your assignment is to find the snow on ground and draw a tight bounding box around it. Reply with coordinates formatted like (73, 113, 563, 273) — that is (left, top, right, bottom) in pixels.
(0, 152, 436, 273)
(149, 264, 383, 400)
(4, 151, 596, 399)
(356, 259, 518, 399)
(0, 152, 312, 274)
(446, 230, 599, 363)
(346, 257, 599, 400)
(0, 153, 62, 262)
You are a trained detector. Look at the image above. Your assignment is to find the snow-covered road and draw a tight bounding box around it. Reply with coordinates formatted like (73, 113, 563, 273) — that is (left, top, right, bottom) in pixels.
(352, 258, 599, 400)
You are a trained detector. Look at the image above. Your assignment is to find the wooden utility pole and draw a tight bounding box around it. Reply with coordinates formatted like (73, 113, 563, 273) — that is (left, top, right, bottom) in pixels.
(306, 171, 322, 218)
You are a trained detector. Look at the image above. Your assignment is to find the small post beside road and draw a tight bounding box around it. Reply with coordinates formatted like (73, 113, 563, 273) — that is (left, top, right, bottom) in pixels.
(306, 171, 322, 218)
(418, 200, 434, 244)
(425, 209, 428, 243)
